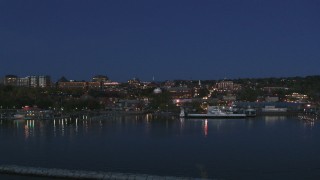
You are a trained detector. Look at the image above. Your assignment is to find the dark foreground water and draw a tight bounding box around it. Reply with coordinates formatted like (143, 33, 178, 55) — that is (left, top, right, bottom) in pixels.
(0, 115, 320, 179)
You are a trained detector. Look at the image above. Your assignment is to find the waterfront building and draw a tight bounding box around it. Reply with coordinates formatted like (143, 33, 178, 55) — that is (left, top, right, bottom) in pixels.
(261, 105, 287, 113)
(116, 99, 144, 111)
(234, 101, 303, 111)
(265, 96, 279, 102)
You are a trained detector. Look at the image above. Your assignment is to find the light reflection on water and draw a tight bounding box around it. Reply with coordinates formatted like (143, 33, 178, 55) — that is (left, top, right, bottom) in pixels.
(0, 115, 320, 179)
(203, 119, 208, 137)
(1, 115, 318, 141)
(24, 120, 35, 140)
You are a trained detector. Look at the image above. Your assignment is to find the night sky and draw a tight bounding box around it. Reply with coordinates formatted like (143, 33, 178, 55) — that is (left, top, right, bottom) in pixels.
(1, 0, 319, 82)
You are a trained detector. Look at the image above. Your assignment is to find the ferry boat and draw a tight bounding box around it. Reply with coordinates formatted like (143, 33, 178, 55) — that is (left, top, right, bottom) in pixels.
(180, 106, 246, 118)
(13, 106, 53, 120)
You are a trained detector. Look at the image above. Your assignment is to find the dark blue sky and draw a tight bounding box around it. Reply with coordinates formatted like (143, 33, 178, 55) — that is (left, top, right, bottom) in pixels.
(1, 0, 319, 82)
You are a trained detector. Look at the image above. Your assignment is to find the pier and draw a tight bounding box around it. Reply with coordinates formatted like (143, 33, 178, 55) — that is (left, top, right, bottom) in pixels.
(0, 165, 212, 180)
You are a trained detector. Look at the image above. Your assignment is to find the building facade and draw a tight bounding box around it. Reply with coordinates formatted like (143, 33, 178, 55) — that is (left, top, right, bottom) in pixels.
(216, 81, 234, 91)
(4, 75, 18, 86)
(38, 76, 51, 88)
(17, 77, 30, 87)
(3, 75, 50, 88)
(28, 75, 51, 88)
(92, 75, 109, 82)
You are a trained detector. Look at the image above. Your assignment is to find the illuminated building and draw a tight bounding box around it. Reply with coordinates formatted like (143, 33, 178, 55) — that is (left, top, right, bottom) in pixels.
(4, 75, 50, 88)
(216, 81, 234, 91)
(87, 82, 101, 90)
(91, 75, 109, 90)
(58, 81, 87, 89)
(18, 77, 30, 87)
(38, 76, 51, 88)
(58, 81, 102, 90)
(92, 75, 109, 82)
(28, 75, 51, 88)
(153, 87, 162, 94)
(285, 93, 308, 103)
(29, 76, 38, 87)
(4, 75, 18, 86)
(167, 87, 192, 99)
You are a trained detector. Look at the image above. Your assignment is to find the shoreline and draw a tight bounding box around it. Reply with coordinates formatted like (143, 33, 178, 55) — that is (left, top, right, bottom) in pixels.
(0, 165, 212, 180)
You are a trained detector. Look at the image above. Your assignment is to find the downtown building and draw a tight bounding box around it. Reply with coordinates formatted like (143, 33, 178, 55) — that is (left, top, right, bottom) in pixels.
(3, 75, 51, 88)
(58, 75, 113, 90)
(29, 75, 51, 88)
(3, 75, 18, 86)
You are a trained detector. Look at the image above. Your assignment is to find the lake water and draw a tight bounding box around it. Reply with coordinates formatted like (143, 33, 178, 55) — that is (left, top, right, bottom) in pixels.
(0, 115, 320, 179)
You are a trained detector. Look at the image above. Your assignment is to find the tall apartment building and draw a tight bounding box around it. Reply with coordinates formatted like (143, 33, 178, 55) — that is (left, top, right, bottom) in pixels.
(17, 77, 30, 87)
(4, 75, 18, 86)
(29, 76, 39, 88)
(3, 75, 51, 88)
(28, 75, 51, 88)
(38, 76, 51, 88)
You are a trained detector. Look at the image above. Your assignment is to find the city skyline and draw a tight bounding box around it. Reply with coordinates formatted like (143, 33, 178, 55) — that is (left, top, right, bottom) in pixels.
(1, 0, 319, 82)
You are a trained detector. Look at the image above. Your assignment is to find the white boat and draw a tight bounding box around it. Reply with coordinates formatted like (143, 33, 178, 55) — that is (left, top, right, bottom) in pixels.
(245, 107, 257, 117)
(179, 108, 186, 117)
(181, 106, 246, 118)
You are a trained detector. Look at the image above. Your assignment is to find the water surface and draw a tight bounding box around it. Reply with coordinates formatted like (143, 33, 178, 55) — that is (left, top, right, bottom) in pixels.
(0, 115, 319, 179)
